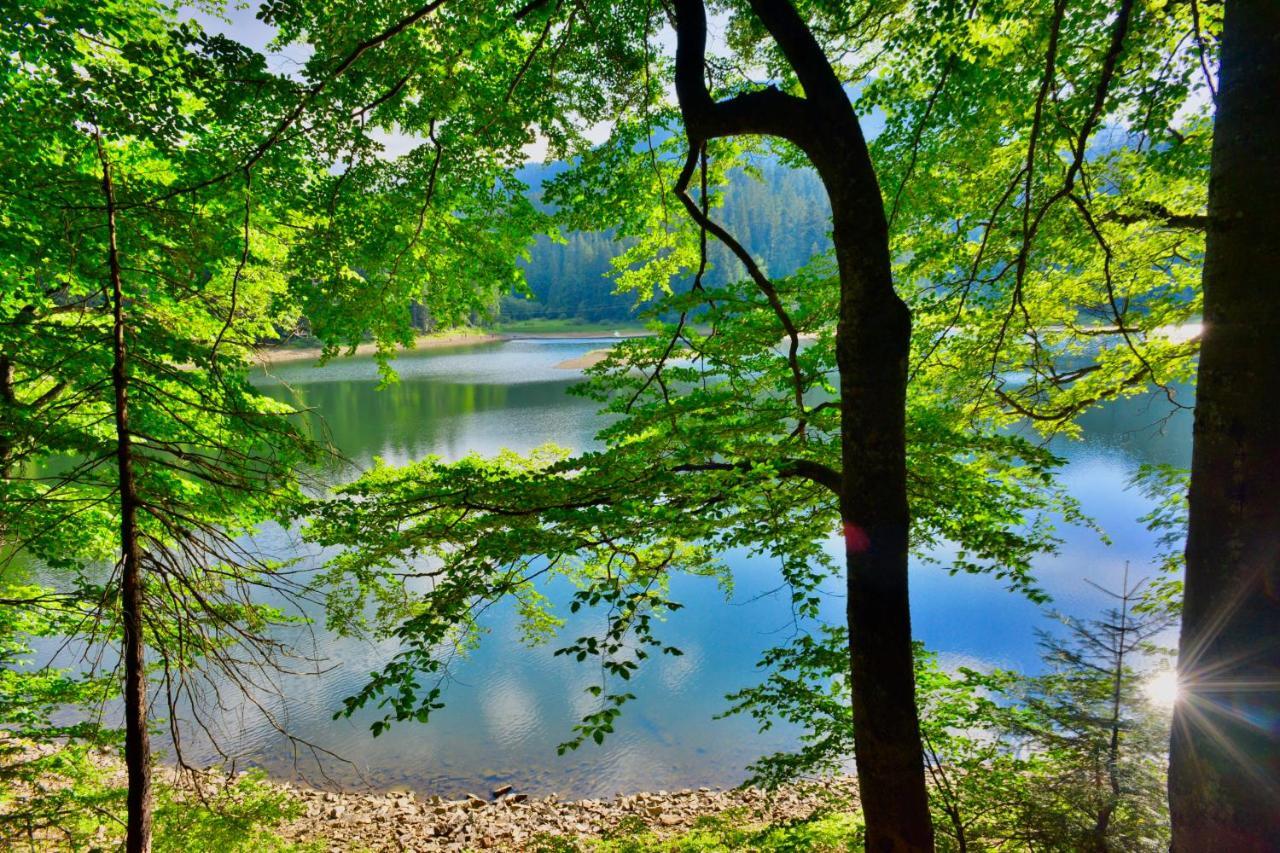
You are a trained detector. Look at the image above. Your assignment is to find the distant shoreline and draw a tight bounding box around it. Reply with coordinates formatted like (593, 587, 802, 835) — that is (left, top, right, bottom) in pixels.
(502, 329, 650, 339)
(253, 327, 653, 366)
(255, 330, 504, 365)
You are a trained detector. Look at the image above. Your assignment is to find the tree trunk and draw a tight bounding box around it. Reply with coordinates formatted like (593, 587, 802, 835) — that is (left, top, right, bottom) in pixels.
(833, 183, 933, 853)
(1168, 2, 1280, 850)
(102, 151, 153, 853)
(671, 1, 933, 848)
(1091, 574, 1128, 852)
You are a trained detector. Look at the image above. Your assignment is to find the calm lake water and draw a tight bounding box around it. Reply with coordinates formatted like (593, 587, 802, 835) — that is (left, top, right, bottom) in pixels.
(107, 338, 1201, 796)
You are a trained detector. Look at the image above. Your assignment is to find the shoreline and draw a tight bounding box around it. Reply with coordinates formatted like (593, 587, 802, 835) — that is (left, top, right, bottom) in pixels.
(554, 348, 614, 369)
(254, 330, 508, 365)
(499, 329, 651, 340)
(0, 736, 859, 851)
(273, 774, 858, 851)
(254, 328, 653, 366)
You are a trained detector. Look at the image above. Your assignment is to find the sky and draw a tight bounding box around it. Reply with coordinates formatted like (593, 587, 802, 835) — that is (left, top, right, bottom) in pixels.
(179, 1, 729, 163)
(178, 2, 1210, 167)
(181, 2, 312, 76)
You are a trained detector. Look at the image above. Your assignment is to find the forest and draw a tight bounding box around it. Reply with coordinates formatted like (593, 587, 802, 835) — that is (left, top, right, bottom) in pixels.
(0, 1, 1276, 852)
(506, 160, 830, 323)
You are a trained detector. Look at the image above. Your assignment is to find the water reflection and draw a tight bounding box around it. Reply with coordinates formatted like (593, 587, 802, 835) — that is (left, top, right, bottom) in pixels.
(40, 340, 1195, 797)
(256, 340, 604, 472)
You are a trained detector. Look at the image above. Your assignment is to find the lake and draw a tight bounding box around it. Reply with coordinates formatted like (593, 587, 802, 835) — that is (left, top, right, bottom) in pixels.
(162, 338, 1193, 797)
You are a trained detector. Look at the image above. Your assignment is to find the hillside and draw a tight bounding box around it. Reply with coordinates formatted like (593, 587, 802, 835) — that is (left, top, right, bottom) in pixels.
(504, 159, 832, 323)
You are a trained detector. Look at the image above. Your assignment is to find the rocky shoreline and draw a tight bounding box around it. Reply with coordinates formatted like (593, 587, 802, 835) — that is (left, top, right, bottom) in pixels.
(273, 776, 859, 852)
(3, 733, 858, 851)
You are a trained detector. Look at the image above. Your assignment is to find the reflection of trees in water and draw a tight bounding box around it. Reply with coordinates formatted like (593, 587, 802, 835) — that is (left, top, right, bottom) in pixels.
(230, 358, 1196, 799)
(259, 378, 597, 473)
(260, 354, 1194, 474)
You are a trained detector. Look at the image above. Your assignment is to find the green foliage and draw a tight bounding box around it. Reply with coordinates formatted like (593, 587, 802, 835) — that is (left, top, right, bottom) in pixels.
(0, 755, 311, 852)
(3, 0, 1218, 847)
(308, 261, 1082, 746)
(723, 584, 1176, 852)
(0, 586, 308, 850)
(153, 771, 315, 853)
(992, 593, 1175, 851)
(0, 582, 122, 846)
(530, 809, 864, 853)
(0, 740, 125, 852)
(1130, 464, 1189, 614)
(870, 0, 1212, 433)
(1, 0, 568, 844)
(0, 585, 116, 743)
(2, 0, 326, 622)
(299, 4, 1211, 805)
(508, 160, 831, 323)
(310, 443, 729, 737)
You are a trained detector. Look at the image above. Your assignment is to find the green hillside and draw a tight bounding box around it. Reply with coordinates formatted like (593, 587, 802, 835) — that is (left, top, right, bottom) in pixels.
(504, 160, 830, 322)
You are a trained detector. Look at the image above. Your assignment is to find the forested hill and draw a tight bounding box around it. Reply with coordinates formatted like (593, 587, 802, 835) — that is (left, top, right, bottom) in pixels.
(502, 159, 831, 323)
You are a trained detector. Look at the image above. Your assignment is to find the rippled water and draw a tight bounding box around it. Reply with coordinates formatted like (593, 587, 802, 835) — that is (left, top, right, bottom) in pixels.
(44, 338, 1197, 797)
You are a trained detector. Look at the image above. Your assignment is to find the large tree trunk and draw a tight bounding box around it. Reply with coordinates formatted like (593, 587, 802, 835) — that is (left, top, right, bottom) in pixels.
(825, 113, 932, 853)
(1168, 2, 1280, 849)
(837, 273, 930, 853)
(671, 1, 933, 848)
(102, 152, 153, 853)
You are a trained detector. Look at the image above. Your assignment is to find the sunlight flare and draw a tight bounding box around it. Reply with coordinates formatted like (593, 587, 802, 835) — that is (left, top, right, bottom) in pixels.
(1145, 670, 1181, 709)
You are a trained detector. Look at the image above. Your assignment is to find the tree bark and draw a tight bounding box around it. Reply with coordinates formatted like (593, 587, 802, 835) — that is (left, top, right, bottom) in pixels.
(672, 1, 933, 849)
(1168, 2, 1280, 850)
(834, 197, 931, 853)
(102, 151, 153, 853)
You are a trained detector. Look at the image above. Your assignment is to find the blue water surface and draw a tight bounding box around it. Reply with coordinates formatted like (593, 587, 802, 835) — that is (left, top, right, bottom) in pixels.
(158, 338, 1191, 796)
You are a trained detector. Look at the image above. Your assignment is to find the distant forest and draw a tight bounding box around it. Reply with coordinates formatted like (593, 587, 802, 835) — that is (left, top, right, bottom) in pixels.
(501, 159, 832, 323)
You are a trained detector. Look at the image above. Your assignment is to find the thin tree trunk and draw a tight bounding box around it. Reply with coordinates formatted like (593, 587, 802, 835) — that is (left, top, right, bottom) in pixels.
(1091, 573, 1130, 851)
(0, 354, 14, 478)
(101, 148, 153, 853)
(671, 1, 933, 848)
(1168, 2, 1280, 849)
(923, 737, 966, 853)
